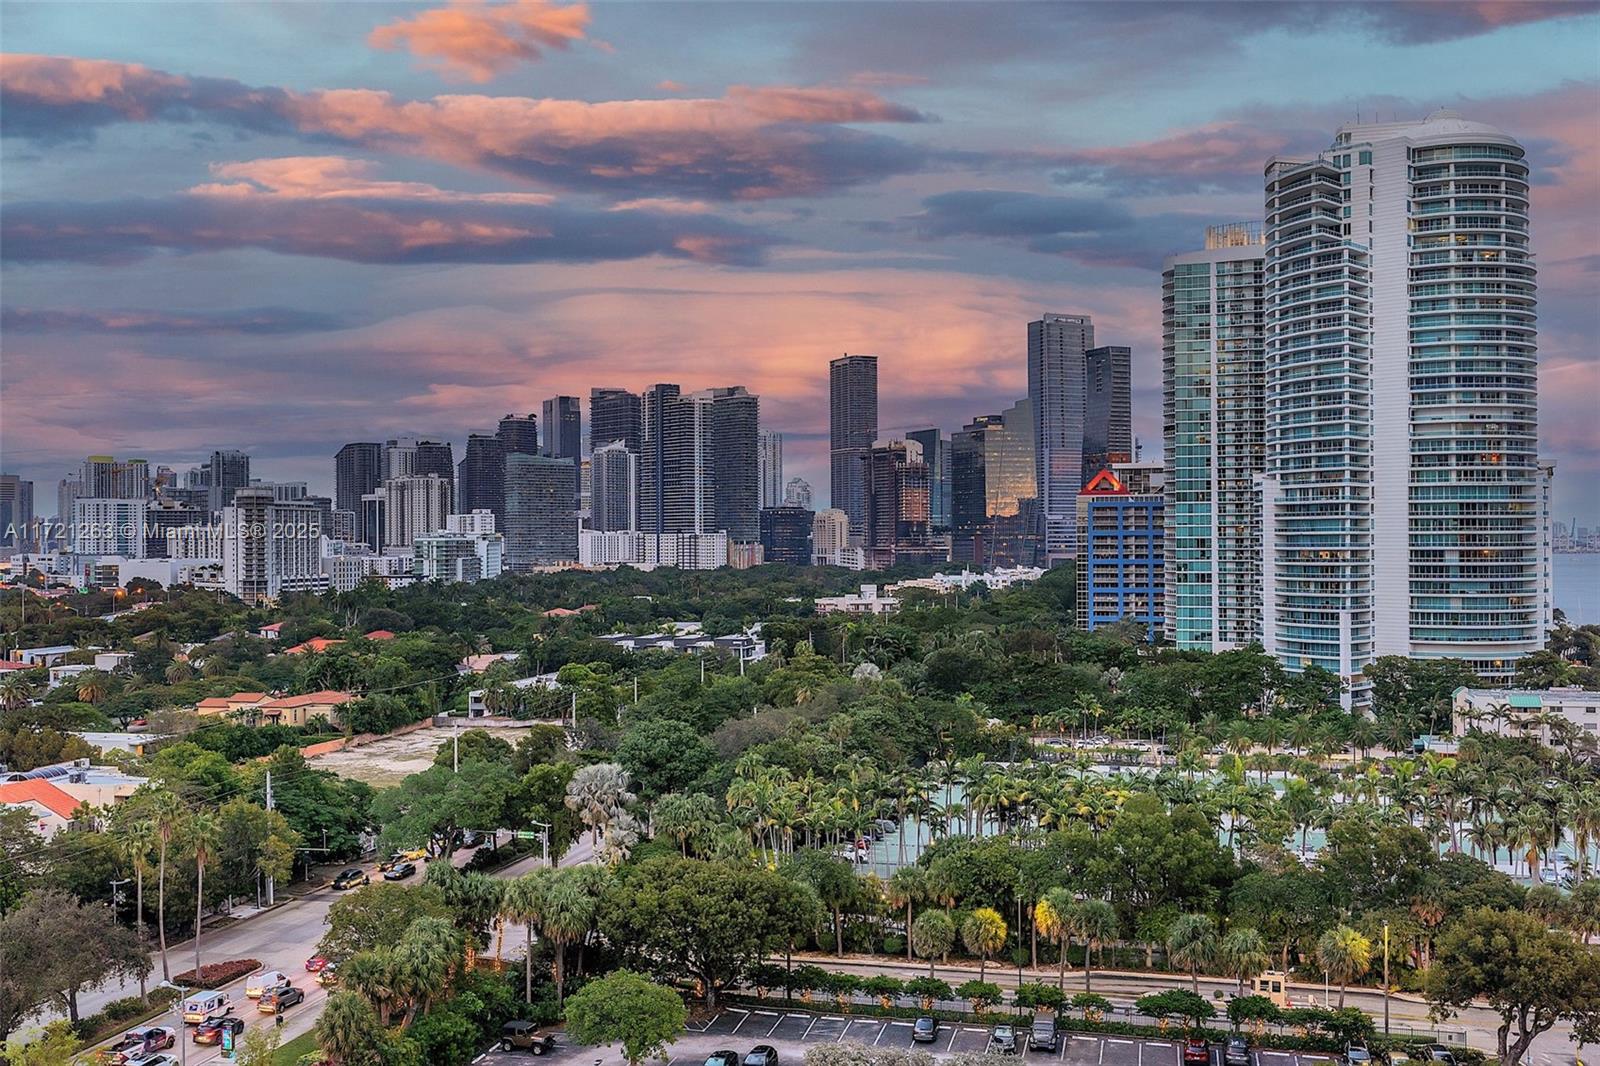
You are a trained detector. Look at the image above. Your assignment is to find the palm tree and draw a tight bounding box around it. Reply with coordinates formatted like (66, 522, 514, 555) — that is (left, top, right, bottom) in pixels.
(1068, 900, 1118, 992)
(150, 789, 184, 982)
(502, 869, 551, 1004)
(542, 869, 596, 1005)
(885, 866, 928, 963)
(961, 907, 1007, 982)
(75, 670, 111, 704)
(164, 660, 194, 685)
(188, 810, 221, 982)
(0, 673, 33, 710)
(392, 916, 461, 1025)
(910, 909, 956, 978)
(1166, 913, 1218, 995)
(1315, 925, 1372, 1008)
(316, 989, 385, 1065)
(340, 950, 400, 1026)
(1035, 887, 1074, 989)
(564, 763, 635, 848)
(116, 818, 156, 1003)
(1219, 927, 1270, 996)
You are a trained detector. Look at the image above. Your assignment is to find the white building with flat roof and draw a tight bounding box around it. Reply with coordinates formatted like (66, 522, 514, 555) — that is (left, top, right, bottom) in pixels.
(1451, 686, 1600, 748)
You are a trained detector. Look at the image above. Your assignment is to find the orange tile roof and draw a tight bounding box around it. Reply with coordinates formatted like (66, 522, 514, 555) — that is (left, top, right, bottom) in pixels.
(263, 689, 353, 708)
(284, 637, 344, 655)
(364, 629, 396, 640)
(0, 779, 82, 820)
(230, 692, 269, 701)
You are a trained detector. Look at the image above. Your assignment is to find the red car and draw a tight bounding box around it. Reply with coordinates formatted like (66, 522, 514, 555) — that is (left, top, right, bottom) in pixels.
(1184, 1037, 1211, 1065)
(305, 955, 330, 972)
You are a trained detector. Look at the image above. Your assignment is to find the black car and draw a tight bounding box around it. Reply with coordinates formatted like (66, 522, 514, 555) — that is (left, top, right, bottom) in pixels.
(706, 1051, 741, 1066)
(1225, 1036, 1251, 1066)
(912, 1017, 940, 1044)
(383, 861, 417, 881)
(1029, 1016, 1058, 1053)
(461, 829, 484, 848)
(1424, 1048, 1457, 1066)
(1184, 1037, 1211, 1065)
(332, 868, 369, 890)
(745, 1045, 778, 1066)
(194, 1017, 246, 1046)
(989, 1025, 1018, 1055)
(501, 1021, 557, 1054)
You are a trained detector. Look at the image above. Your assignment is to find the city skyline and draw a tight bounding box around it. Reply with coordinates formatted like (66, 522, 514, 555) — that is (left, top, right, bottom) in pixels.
(2, 3, 1597, 524)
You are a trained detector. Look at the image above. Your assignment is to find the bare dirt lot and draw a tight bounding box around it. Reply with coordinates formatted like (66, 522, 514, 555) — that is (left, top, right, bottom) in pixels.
(309, 726, 449, 787)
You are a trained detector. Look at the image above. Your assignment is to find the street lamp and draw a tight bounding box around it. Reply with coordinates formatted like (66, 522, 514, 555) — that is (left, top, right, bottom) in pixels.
(158, 981, 190, 1066)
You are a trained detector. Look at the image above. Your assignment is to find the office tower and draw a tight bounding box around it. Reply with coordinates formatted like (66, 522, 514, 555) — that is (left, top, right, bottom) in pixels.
(1261, 111, 1544, 703)
(359, 490, 386, 553)
(222, 487, 321, 604)
(335, 442, 383, 516)
(760, 506, 814, 565)
(864, 440, 940, 569)
(542, 396, 582, 460)
(497, 413, 540, 457)
(829, 354, 878, 540)
(661, 390, 717, 534)
(758, 429, 784, 508)
(638, 384, 681, 534)
(0, 475, 33, 549)
(905, 428, 950, 530)
(82, 455, 150, 499)
(383, 437, 418, 480)
(708, 387, 760, 542)
(784, 477, 814, 510)
(590, 388, 642, 453)
(1028, 314, 1093, 565)
(952, 398, 1038, 566)
(590, 442, 638, 532)
(414, 522, 504, 582)
(414, 438, 454, 483)
(1075, 462, 1165, 641)
(382, 474, 451, 551)
(1083, 346, 1132, 480)
(812, 508, 853, 567)
(1162, 223, 1267, 652)
(446, 511, 497, 535)
(503, 454, 577, 568)
(73, 498, 149, 558)
(145, 499, 205, 558)
(458, 434, 507, 519)
(204, 449, 250, 514)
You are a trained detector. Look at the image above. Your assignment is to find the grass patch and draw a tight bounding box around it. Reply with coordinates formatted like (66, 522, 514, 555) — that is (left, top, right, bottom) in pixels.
(273, 1029, 319, 1065)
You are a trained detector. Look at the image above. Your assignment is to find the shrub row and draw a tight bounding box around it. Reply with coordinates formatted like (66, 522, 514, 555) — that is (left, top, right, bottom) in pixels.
(72, 986, 183, 1045)
(172, 958, 261, 988)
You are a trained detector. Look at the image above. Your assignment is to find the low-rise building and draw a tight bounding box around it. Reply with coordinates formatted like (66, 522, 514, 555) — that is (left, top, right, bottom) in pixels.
(0, 778, 81, 838)
(195, 691, 273, 719)
(2, 760, 149, 811)
(9, 644, 76, 667)
(466, 672, 562, 716)
(256, 690, 353, 728)
(814, 584, 899, 616)
(1451, 686, 1600, 747)
(578, 530, 729, 570)
(594, 626, 766, 665)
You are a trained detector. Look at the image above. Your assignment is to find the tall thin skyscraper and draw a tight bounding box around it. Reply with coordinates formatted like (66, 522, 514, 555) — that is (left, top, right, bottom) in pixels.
(658, 389, 715, 535)
(458, 434, 507, 520)
(590, 441, 637, 532)
(905, 428, 950, 530)
(1028, 314, 1093, 565)
(1083, 345, 1132, 481)
(0, 475, 35, 550)
(82, 456, 150, 499)
(590, 388, 642, 453)
(708, 387, 760, 542)
(1162, 223, 1266, 652)
(206, 449, 250, 514)
(497, 413, 540, 457)
(952, 399, 1037, 567)
(335, 442, 383, 517)
(638, 384, 681, 534)
(542, 397, 582, 460)
(829, 354, 878, 540)
(383, 474, 451, 551)
(757, 428, 784, 509)
(1260, 111, 1544, 703)
(864, 439, 938, 569)
(504, 454, 577, 568)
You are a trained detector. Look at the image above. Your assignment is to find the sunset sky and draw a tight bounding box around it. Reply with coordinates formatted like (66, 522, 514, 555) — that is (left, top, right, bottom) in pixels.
(2, 1, 1597, 521)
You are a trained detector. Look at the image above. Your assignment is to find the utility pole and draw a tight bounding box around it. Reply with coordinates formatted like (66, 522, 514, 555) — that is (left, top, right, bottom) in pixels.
(633, 675, 638, 704)
(569, 690, 577, 729)
(453, 718, 460, 773)
(109, 877, 131, 922)
(1382, 921, 1390, 1035)
(264, 771, 276, 907)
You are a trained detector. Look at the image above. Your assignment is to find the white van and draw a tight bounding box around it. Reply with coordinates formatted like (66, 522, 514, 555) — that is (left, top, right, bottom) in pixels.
(181, 990, 231, 1025)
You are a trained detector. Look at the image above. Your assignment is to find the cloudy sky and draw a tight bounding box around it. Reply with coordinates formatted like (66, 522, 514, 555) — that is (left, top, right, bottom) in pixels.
(2, 1, 1597, 520)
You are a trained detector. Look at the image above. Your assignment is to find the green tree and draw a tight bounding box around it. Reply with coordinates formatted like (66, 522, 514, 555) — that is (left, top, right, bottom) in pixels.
(961, 907, 1008, 982)
(372, 759, 518, 858)
(782, 850, 860, 956)
(3, 1020, 79, 1066)
(0, 888, 150, 1026)
(188, 809, 221, 982)
(150, 788, 184, 983)
(1314, 925, 1372, 1009)
(910, 909, 956, 978)
(543, 867, 599, 1004)
(1219, 927, 1270, 997)
(502, 869, 552, 1005)
(564, 969, 688, 1066)
(319, 882, 453, 959)
(234, 1025, 282, 1066)
(316, 989, 389, 1066)
(1067, 899, 1118, 993)
(1166, 913, 1218, 995)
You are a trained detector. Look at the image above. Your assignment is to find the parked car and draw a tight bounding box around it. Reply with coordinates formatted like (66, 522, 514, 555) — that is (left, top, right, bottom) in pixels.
(258, 985, 305, 1013)
(500, 1021, 557, 1054)
(1225, 1035, 1251, 1066)
(913, 1017, 940, 1044)
(1347, 1046, 1374, 1066)
(245, 970, 290, 998)
(1184, 1037, 1211, 1065)
(1388, 1053, 1414, 1066)
(706, 1051, 741, 1066)
(383, 860, 418, 881)
(989, 1024, 1018, 1055)
(193, 1018, 246, 1046)
(305, 955, 331, 972)
(461, 829, 484, 847)
(745, 1046, 778, 1066)
(1029, 1015, 1058, 1053)
(1424, 1048, 1456, 1066)
(377, 852, 404, 871)
(332, 868, 369, 890)
(122, 1056, 176, 1066)
(181, 991, 231, 1026)
(105, 1027, 176, 1063)
(397, 846, 427, 861)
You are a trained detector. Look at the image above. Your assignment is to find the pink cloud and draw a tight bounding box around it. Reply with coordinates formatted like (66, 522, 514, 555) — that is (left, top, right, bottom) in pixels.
(369, 0, 590, 82)
(190, 155, 556, 204)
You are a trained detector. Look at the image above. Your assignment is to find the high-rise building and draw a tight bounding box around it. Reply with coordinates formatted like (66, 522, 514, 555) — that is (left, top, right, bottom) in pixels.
(784, 477, 814, 510)
(760, 506, 814, 565)
(82, 456, 150, 500)
(952, 398, 1038, 567)
(1075, 462, 1165, 641)
(359, 490, 387, 553)
(829, 355, 878, 540)
(497, 413, 540, 458)
(415, 440, 455, 490)
(905, 428, 950, 530)
(334, 442, 383, 516)
(504, 454, 577, 568)
(73, 498, 148, 557)
(56, 478, 82, 524)
(1260, 111, 1545, 702)
(0, 475, 34, 549)
(145, 499, 205, 558)
(1028, 314, 1093, 564)
(382, 474, 451, 551)
(414, 517, 504, 583)
(758, 429, 784, 508)
(458, 434, 506, 520)
(542, 396, 582, 460)
(1162, 223, 1267, 652)
(205, 449, 251, 514)
(812, 508, 857, 568)
(708, 387, 760, 543)
(864, 440, 941, 569)
(590, 442, 638, 533)
(590, 388, 642, 453)
(1083, 345, 1132, 480)
(638, 384, 681, 534)
(221, 487, 322, 604)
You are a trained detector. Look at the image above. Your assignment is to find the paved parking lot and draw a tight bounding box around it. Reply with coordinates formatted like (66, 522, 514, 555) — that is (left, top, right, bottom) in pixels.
(476, 1007, 1344, 1066)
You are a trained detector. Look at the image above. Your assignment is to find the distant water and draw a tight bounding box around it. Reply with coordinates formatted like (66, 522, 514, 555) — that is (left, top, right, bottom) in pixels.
(1555, 553, 1600, 625)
